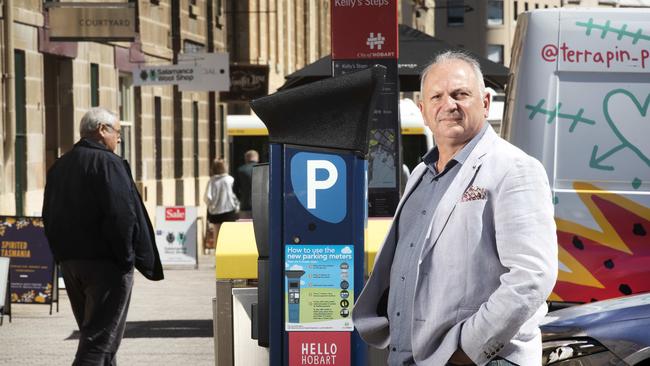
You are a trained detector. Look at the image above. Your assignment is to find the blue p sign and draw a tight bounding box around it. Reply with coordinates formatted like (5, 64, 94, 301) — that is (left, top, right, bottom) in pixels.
(290, 152, 346, 223)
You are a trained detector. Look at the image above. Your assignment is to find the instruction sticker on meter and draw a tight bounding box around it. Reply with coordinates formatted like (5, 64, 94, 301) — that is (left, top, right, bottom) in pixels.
(285, 245, 354, 331)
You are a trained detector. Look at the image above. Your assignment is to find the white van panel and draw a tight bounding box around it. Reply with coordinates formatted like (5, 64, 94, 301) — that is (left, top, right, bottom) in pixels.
(558, 10, 650, 72)
(506, 8, 650, 303)
(508, 11, 560, 184)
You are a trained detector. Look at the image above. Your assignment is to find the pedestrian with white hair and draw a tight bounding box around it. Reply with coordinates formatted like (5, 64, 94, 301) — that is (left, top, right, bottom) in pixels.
(43, 107, 163, 365)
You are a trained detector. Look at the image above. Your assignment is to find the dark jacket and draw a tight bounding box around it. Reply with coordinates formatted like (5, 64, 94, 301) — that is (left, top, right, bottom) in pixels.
(43, 139, 163, 281)
(234, 162, 254, 211)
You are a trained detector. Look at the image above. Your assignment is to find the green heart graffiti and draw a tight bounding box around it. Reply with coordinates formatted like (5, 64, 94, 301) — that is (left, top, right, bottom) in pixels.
(590, 89, 650, 171)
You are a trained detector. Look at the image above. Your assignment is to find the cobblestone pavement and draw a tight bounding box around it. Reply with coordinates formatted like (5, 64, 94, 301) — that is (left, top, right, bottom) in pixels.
(0, 255, 217, 366)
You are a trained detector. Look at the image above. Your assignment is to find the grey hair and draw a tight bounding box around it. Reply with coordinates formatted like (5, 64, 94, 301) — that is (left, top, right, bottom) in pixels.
(79, 107, 118, 137)
(420, 51, 486, 95)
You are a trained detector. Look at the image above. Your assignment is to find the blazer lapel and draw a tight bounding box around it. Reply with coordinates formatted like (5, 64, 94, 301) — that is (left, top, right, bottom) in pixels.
(420, 125, 499, 260)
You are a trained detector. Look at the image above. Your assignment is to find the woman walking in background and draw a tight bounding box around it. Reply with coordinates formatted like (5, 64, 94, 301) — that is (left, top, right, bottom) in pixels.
(204, 159, 239, 251)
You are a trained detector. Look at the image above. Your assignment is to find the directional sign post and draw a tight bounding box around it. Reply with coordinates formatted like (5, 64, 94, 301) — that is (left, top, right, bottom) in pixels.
(133, 52, 230, 91)
(331, 0, 400, 217)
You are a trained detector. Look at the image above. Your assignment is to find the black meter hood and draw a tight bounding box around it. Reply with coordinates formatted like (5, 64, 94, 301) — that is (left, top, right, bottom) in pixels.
(250, 65, 386, 155)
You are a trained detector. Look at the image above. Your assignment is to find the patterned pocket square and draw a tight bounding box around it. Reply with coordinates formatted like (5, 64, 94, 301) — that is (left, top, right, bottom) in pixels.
(461, 185, 487, 202)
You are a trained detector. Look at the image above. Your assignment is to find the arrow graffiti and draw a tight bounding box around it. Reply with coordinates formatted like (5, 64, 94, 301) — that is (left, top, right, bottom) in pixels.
(589, 144, 626, 171)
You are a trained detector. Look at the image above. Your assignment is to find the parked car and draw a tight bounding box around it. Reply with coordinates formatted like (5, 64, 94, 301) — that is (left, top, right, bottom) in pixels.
(541, 293, 650, 365)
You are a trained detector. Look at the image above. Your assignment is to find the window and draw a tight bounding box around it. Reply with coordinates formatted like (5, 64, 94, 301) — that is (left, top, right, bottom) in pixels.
(487, 0, 504, 26)
(535, 3, 539, 8)
(15, 50, 26, 216)
(447, 0, 464, 26)
(193, 101, 199, 179)
(189, 0, 199, 19)
(487, 44, 504, 64)
(514, 1, 518, 20)
(183, 40, 205, 54)
(525, 2, 529, 11)
(216, 0, 224, 29)
(118, 74, 134, 167)
(154, 97, 162, 181)
(90, 63, 99, 107)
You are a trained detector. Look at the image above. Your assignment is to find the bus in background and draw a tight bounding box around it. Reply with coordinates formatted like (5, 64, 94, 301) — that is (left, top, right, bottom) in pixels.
(503, 8, 650, 305)
(226, 98, 435, 177)
(399, 98, 434, 173)
(226, 114, 270, 174)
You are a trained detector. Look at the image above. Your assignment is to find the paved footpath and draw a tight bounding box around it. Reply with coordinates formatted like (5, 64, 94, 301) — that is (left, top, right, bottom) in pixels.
(0, 255, 217, 366)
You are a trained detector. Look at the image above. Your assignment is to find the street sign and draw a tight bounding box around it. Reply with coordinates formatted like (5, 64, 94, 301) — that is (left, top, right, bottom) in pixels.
(220, 64, 270, 102)
(179, 52, 230, 92)
(331, 0, 400, 217)
(291, 153, 347, 223)
(133, 52, 230, 91)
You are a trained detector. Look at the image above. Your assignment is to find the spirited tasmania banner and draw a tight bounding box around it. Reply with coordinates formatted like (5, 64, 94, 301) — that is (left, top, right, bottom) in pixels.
(0, 217, 55, 304)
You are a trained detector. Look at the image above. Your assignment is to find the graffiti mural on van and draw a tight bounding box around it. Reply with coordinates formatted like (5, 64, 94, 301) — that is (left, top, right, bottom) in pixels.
(551, 182, 650, 303)
(504, 9, 650, 304)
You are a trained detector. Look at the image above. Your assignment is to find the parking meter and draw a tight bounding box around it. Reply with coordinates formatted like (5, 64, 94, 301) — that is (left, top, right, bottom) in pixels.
(250, 66, 386, 366)
(285, 270, 306, 323)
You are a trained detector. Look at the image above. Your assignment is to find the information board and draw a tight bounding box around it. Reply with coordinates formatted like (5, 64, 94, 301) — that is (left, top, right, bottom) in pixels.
(331, 0, 400, 216)
(285, 244, 354, 332)
(0, 216, 55, 304)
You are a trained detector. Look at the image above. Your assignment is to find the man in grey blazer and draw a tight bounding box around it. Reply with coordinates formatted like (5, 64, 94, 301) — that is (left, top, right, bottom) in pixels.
(353, 51, 558, 365)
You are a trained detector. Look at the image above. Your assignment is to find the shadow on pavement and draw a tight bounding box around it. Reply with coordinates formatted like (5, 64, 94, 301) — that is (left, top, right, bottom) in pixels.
(66, 319, 214, 339)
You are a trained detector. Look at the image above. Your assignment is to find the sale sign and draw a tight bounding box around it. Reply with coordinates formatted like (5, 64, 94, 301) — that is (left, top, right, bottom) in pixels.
(154, 206, 197, 266)
(331, 0, 398, 60)
(165, 207, 186, 221)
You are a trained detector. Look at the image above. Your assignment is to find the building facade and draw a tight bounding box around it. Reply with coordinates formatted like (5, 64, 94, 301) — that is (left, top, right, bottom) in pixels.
(0, 1, 228, 253)
(222, 0, 332, 170)
(225, 0, 331, 96)
(405, 0, 648, 67)
(405, 0, 562, 66)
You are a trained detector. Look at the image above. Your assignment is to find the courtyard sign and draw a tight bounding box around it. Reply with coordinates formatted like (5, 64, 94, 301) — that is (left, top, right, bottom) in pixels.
(46, 2, 136, 42)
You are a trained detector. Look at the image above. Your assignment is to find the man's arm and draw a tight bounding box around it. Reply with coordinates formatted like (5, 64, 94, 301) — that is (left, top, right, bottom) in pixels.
(233, 168, 242, 198)
(459, 156, 558, 364)
(99, 159, 138, 272)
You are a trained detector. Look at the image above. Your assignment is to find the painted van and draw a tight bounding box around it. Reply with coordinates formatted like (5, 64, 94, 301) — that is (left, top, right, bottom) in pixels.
(503, 8, 650, 304)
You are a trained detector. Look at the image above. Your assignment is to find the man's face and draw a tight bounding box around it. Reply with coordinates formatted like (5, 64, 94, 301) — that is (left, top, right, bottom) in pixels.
(99, 120, 122, 152)
(419, 60, 490, 147)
